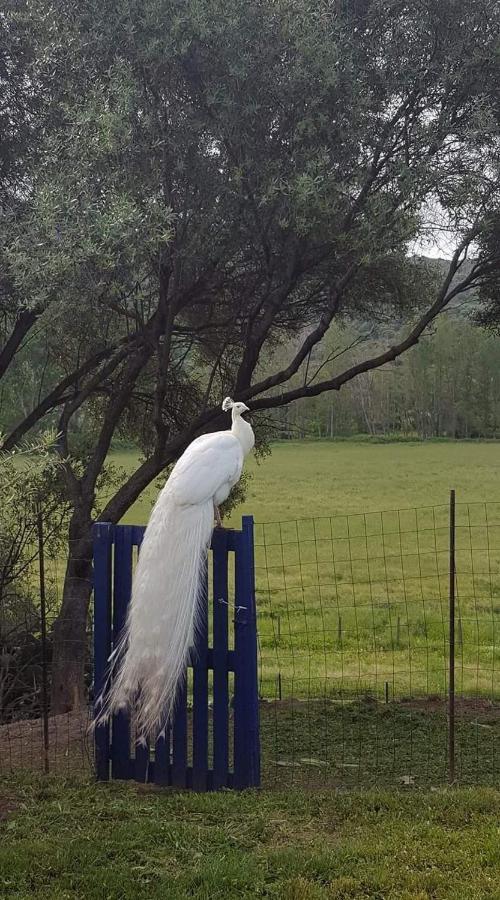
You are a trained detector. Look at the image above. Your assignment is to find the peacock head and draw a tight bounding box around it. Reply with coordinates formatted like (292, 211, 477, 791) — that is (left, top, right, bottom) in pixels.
(222, 397, 250, 416)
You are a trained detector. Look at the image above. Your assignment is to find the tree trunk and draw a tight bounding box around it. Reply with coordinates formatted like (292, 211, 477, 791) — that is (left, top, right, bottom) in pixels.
(50, 515, 93, 714)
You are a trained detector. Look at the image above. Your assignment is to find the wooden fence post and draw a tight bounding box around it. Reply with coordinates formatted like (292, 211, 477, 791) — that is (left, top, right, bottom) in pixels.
(233, 516, 261, 789)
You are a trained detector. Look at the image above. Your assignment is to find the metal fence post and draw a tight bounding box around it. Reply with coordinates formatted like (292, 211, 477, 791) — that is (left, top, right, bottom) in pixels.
(36, 507, 50, 775)
(449, 489, 456, 784)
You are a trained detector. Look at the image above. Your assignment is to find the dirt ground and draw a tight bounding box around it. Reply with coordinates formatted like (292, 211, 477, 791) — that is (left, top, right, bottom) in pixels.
(0, 710, 94, 776)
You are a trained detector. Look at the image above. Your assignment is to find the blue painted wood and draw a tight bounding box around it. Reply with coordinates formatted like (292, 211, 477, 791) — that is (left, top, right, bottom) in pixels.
(111, 526, 134, 780)
(244, 515, 260, 788)
(172, 677, 188, 787)
(93, 517, 259, 791)
(212, 529, 229, 789)
(133, 525, 146, 547)
(207, 648, 235, 671)
(134, 739, 150, 782)
(93, 522, 114, 781)
(144, 764, 234, 790)
(192, 564, 209, 790)
(154, 724, 171, 785)
(233, 516, 260, 789)
(132, 520, 150, 783)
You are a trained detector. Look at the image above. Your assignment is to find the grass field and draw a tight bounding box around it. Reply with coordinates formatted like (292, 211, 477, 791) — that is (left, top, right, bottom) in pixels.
(254, 500, 500, 702)
(112, 439, 500, 526)
(2, 775, 500, 899)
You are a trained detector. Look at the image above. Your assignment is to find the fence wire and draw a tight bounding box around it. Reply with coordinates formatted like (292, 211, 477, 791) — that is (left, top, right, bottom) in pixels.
(0, 517, 94, 778)
(1, 498, 500, 789)
(255, 500, 500, 788)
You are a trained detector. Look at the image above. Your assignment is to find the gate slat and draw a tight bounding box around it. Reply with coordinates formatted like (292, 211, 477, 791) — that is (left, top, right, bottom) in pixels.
(172, 678, 188, 787)
(132, 526, 150, 783)
(192, 564, 209, 790)
(154, 724, 171, 785)
(134, 740, 150, 782)
(233, 516, 260, 789)
(212, 529, 229, 788)
(111, 526, 133, 780)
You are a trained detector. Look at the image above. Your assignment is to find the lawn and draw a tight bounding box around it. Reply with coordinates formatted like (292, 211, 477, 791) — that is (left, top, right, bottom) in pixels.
(111, 439, 500, 526)
(260, 698, 500, 789)
(253, 498, 500, 702)
(1, 774, 500, 899)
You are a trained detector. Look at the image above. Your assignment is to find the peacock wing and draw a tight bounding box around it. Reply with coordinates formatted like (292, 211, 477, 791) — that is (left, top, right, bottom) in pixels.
(168, 432, 244, 507)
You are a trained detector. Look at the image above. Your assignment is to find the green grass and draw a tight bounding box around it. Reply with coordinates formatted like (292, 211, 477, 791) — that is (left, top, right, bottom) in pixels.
(112, 439, 500, 525)
(254, 502, 500, 701)
(260, 700, 500, 788)
(2, 774, 500, 899)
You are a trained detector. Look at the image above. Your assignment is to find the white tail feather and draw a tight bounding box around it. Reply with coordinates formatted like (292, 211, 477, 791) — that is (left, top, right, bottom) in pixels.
(94, 489, 214, 741)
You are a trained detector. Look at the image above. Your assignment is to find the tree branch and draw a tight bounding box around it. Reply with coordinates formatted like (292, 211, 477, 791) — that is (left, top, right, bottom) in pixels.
(238, 263, 359, 400)
(249, 233, 484, 411)
(1, 346, 114, 451)
(151, 261, 175, 447)
(81, 345, 153, 498)
(0, 308, 39, 379)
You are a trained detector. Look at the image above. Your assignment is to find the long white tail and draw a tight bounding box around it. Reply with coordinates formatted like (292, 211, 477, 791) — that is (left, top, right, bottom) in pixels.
(94, 489, 214, 741)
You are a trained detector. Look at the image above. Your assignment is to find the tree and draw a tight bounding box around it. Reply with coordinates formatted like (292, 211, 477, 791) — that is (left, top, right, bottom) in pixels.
(2, 0, 500, 710)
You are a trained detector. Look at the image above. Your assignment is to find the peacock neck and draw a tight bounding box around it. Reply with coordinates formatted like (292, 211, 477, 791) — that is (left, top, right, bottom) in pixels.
(231, 413, 255, 457)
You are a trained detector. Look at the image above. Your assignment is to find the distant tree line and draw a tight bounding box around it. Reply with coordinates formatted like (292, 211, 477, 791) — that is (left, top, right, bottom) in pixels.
(271, 318, 500, 440)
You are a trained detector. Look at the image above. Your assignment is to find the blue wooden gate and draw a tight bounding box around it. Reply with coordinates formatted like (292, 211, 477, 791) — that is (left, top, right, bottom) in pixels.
(93, 516, 260, 790)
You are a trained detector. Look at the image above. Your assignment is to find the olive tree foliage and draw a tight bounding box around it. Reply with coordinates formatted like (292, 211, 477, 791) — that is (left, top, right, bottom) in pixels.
(0, 7, 42, 378)
(475, 214, 500, 330)
(1, 0, 500, 710)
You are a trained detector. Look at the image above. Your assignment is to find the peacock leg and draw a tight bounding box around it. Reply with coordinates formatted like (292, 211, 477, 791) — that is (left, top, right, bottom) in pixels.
(214, 504, 223, 527)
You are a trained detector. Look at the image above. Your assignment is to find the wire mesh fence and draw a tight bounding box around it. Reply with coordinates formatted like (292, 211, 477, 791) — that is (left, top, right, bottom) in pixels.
(255, 497, 500, 788)
(1, 495, 500, 789)
(0, 514, 94, 777)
